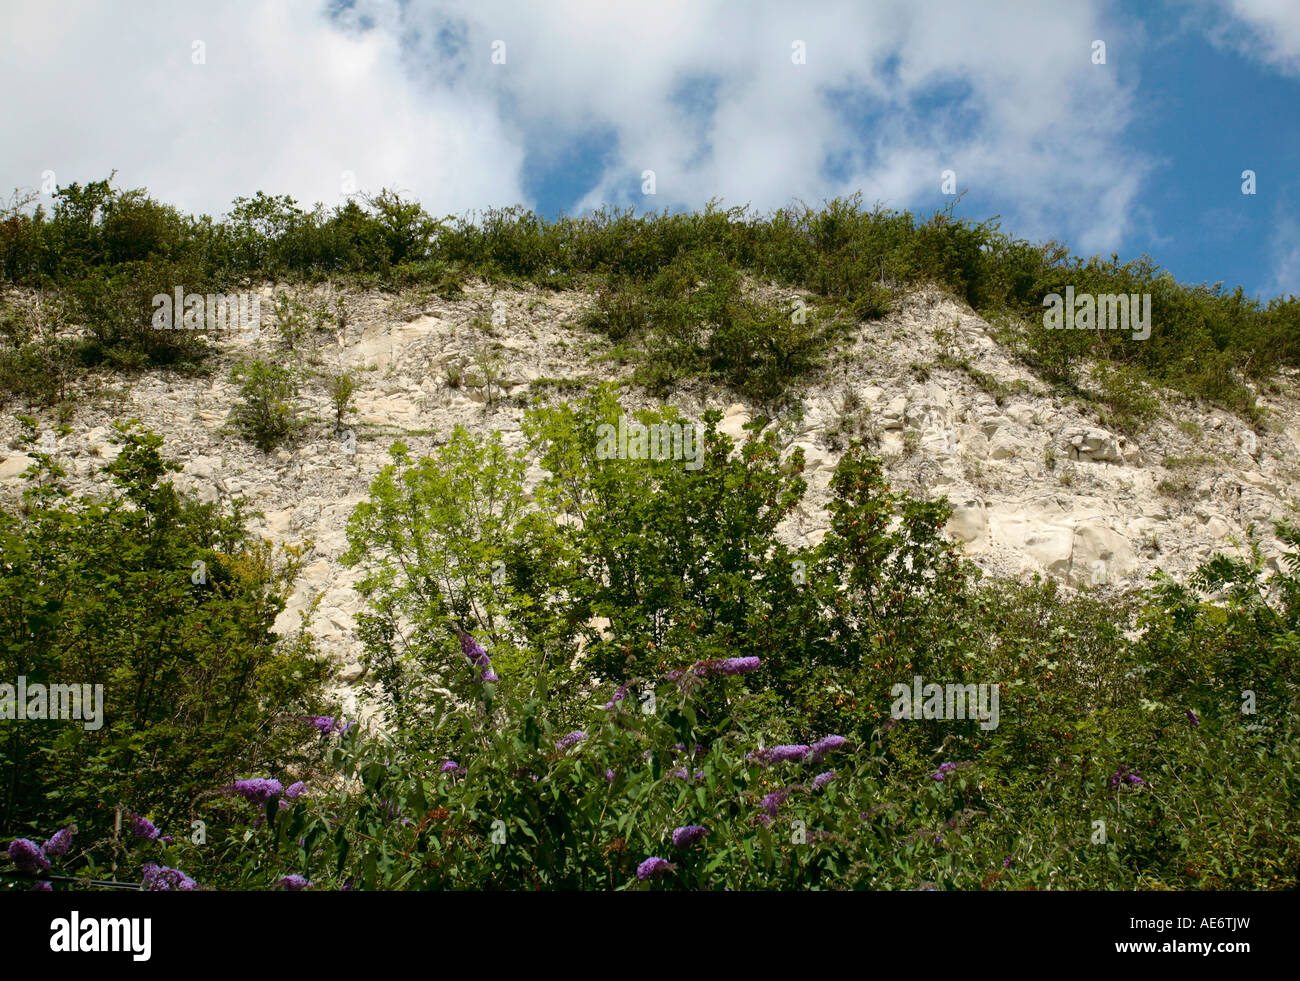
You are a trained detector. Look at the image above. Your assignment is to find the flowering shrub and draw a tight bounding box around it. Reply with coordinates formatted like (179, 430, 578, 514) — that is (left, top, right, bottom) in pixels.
(4, 419, 1299, 892)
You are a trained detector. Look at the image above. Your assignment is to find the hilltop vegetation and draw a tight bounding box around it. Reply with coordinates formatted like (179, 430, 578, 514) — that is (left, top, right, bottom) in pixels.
(2, 177, 1297, 417)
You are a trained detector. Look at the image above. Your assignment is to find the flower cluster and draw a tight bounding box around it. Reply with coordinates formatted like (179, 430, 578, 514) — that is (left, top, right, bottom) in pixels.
(749, 744, 810, 765)
(636, 857, 676, 880)
(1110, 765, 1146, 788)
(306, 715, 356, 736)
(7, 838, 50, 876)
(692, 656, 761, 677)
(669, 767, 705, 781)
(230, 778, 284, 804)
(1186, 709, 1200, 728)
(556, 730, 587, 752)
(458, 629, 499, 683)
(811, 770, 836, 791)
(809, 735, 848, 763)
(278, 874, 313, 891)
(759, 788, 792, 819)
(43, 825, 75, 858)
(667, 656, 762, 684)
(929, 761, 969, 782)
(130, 814, 161, 840)
(671, 825, 709, 848)
(603, 683, 632, 711)
(749, 735, 847, 767)
(142, 862, 197, 891)
(440, 759, 466, 775)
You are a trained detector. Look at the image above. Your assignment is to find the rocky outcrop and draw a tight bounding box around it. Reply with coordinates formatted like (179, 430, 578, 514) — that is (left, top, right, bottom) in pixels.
(3, 281, 1298, 702)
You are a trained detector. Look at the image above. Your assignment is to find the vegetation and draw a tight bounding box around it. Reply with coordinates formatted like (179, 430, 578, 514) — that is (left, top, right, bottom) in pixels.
(230, 358, 302, 452)
(2, 178, 1296, 416)
(1, 180, 1297, 891)
(0, 421, 332, 863)
(4, 400, 1296, 891)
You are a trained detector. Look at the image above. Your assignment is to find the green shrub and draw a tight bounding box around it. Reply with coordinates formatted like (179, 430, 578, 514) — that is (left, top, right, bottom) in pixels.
(0, 422, 332, 847)
(231, 357, 302, 451)
(326, 371, 357, 431)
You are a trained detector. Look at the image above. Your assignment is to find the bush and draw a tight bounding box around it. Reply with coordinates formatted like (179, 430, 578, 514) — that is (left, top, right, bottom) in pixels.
(230, 358, 302, 451)
(326, 371, 357, 431)
(7, 400, 1299, 892)
(0, 422, 332, 848)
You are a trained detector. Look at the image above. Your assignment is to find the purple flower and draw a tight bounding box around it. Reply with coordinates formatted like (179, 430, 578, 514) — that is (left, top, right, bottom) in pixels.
(671, 825, 709, 848)
(810, 735, 848, 762)
(279, 874, 312, 891)
(306, 715, 354, 735)
(556, 730, 587, 751)
(42, 826, 75, 858)
(749, 744, 810, 765)
(636, 857, 676, 881)
(440, 759, 465, 775)
(230, 778, 284, 804)
(692, 656, 762, 678)
(459, 630, 490, 667)
(458, 628, 498, 683)
(603, 684, 631, 711)
(285, 781, 306, 800)
(31, 880, 53, 892)
(811, 770, 836, 791)
(604, 769, 616, 782)
(930, 761, 958, 782)
(669, 767, 704, 781)
(759, 788, 791, 818)
(1002, 855, 1013, 868)
(1110, 765, 1145, 788)
(1186, 709, 1200, 728)
(130, 815, 161, 840)
(665, 669, 684, 682)
(7, 839, 49, 876)
(141, 862, 197, 891)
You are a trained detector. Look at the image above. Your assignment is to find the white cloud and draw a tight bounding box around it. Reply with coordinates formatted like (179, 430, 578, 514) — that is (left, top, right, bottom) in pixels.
(0, 0, 526, 218)
(1193, 0, 1300, 75)
(0, 0, 1150, 253)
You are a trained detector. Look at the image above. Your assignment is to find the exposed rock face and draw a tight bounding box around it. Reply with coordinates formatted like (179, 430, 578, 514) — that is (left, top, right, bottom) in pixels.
(3, 281, 1298, 700)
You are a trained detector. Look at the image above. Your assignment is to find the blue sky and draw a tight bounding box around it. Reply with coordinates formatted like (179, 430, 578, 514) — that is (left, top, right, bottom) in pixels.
(1, 0, 1296, 299)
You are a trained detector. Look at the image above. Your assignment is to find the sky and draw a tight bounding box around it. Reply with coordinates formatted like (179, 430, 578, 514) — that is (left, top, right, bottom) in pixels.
(0, 0, 1296, 299)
